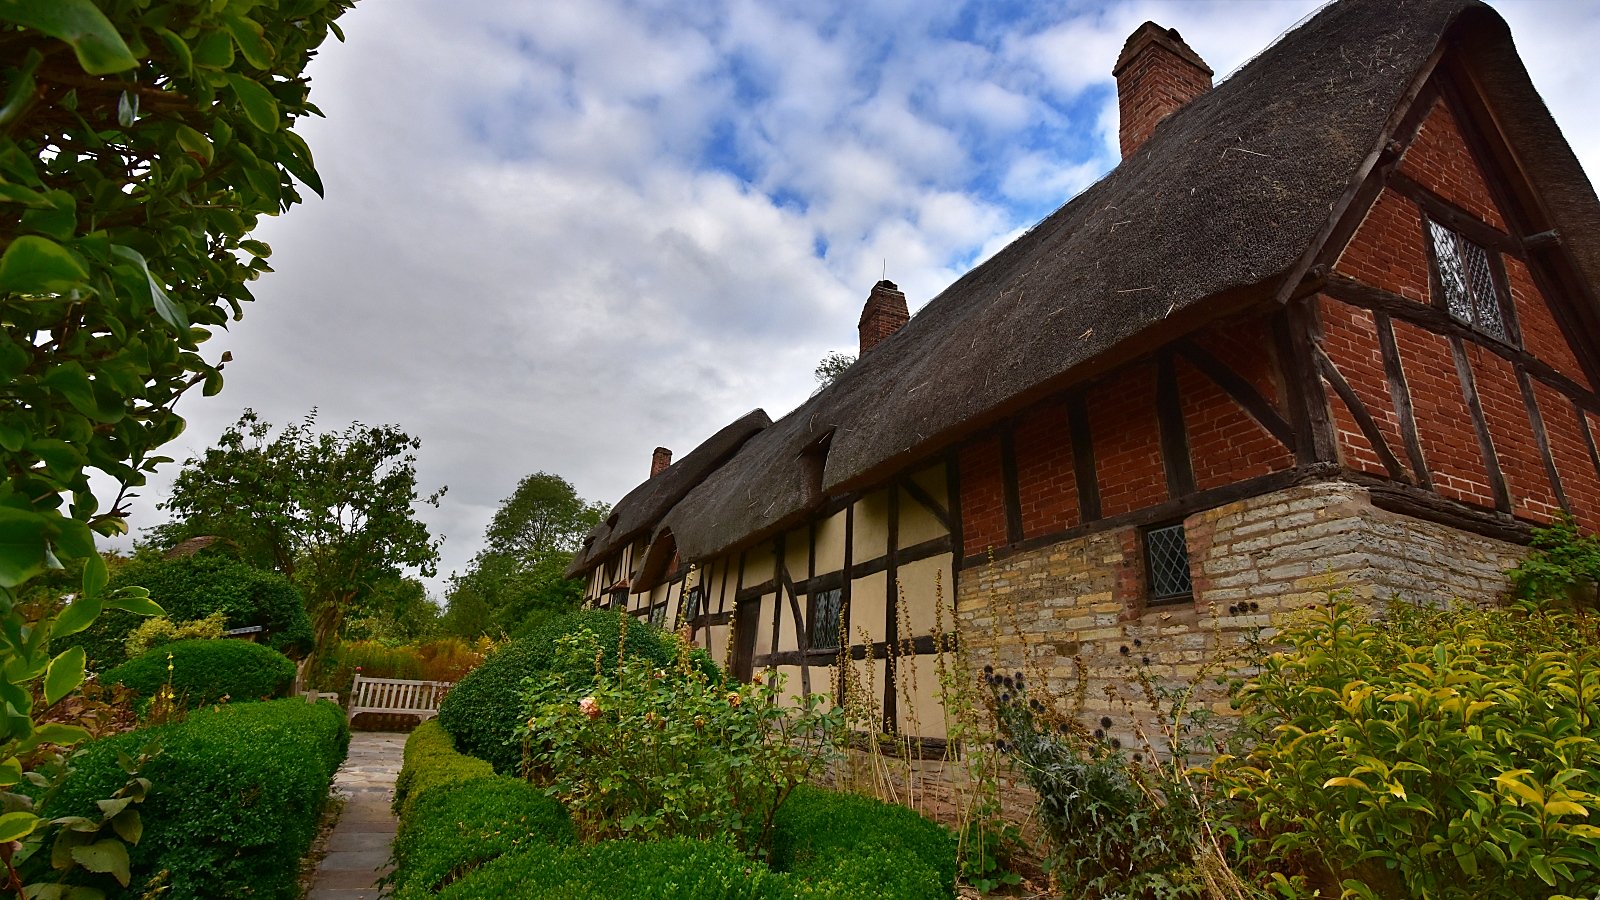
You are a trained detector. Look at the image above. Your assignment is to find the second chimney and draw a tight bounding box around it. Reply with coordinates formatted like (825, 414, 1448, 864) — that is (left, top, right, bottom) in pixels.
(651, 447, 673, 478)
(1113, 22, 1212, 158)
(858, 280, 909, 356)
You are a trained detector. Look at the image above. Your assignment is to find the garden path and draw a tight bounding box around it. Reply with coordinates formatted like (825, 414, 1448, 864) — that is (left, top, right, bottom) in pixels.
(308, 731, 406, 900)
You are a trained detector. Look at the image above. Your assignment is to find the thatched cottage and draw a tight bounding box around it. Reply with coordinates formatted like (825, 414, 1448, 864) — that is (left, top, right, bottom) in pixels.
(568, 0, 1600, 744)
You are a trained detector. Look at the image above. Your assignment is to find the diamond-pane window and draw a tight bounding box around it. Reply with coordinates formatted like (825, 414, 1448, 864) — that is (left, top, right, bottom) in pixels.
(810, 588, 843, 651)
(1427, 220, 1506, 340)
(681, 586, 702, 624)
(649, 603, 666, 629)
(1144, 523, 1193, 605)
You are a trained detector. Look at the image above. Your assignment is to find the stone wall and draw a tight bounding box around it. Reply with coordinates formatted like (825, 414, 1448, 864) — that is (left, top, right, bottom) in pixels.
(954, 479, 1525, 748)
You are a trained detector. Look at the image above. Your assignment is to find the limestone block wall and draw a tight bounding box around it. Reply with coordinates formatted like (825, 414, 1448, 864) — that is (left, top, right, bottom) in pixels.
(954, 479, 1525, 747)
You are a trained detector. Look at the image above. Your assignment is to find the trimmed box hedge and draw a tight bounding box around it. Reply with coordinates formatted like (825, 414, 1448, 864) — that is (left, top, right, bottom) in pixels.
(47, 698, 349, 899)
(770, 784, 955, 899)
(101, 638, 297, 711)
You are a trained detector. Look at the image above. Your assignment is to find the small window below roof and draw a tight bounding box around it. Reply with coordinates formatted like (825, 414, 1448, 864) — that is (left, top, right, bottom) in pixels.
(1427, 219, 1506, 341)
(1143, 522, 1193, 606)
(809, 588, 843, 651)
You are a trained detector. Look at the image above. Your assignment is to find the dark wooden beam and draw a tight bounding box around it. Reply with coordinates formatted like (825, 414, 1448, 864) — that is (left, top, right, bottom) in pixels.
(1386, 170, 1521, 256)
(769, 538, 784, 668)
(1578, 401, 1600, 485)
(1066, 393, 1101, 522)
(777, 552, 811, 695)
(1313, 343, 1409, 481)
(839, 503, 854, 703)
(946, 449, 964, 587)
(1374, 312, 1432, 489)
(1322, 275, 1600, 412)
(846, 535, 953, 580)
(883, 486, 900, 734)
(1449, 335, 1513, 513)
(1517, 366, 1569, 514)
(1174, 340, 1296, 448)
(899, 476, 950, 531)
(998, 425, 1024, 546)
(1277, 301, 1339, 465)
(734, 579, 775, 603)
(1346, 471, 1534, 545)
(960, 463, 1334, 569)
(1155, 351, 1196, 497)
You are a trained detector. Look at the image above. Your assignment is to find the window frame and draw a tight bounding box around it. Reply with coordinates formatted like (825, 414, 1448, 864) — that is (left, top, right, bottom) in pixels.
(807, 587, 844, 652)
(1423, 216, 1518, 345)
(1141, 521, 1194, 607)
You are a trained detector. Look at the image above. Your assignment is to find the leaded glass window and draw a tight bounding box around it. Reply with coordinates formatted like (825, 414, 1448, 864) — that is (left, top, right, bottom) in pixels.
(1427, 220, 1506, 340)
(681, 586, 702, 623)
(810, 588, 843, 651)
(1144, 523, 1192, 605)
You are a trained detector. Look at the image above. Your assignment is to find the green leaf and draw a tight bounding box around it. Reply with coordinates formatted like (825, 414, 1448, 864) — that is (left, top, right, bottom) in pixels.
(116, 90, 136, 127)
(174, 124, 213, 166)
(192, 29, 234, 69)
(0, 0, 138, 75)
(44, 646, 86, 705)
(110, 808, 141, 845)
(153, 27, 191, 76)
(105, 586, 162, 617)
(0, 234, 89, 293)
(226, 74, 279, 132)
(50, 592, 104, 638)
(0, 507, 51, 588)
(223, 14, 272, 69)
(0, 810, 39, 842)
(82, 551, 107, 597)
(70, 838, 131, 886)
(108, 244, 186, 330)
(0, 756, 21, 786)
(30, 722, 91, 747)
(0, 339, 28, 386)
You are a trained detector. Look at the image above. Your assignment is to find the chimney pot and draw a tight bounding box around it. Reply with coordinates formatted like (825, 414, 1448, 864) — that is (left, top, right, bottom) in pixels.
(1113, 21, 1212, 158)
(858, 279, 909, 355)
(651, 447, 673, 478)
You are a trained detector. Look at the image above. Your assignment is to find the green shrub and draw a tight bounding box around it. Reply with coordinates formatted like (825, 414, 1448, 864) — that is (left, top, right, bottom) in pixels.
(46, 699, 349, 899)
(68, 553, 315, 670)
(770, 785, 955, 899)
(1213, 599, 1600, 899)
(438, 609, 697, 773)
(392, 719, 496, 819)
(123, 611, 228, 658)
(437, 837, 787, 900)
(101, 639, 296, 710)
(519, 628, 841, 851)
(1508, 518, 1600, 609)
(390, 776, 574, 898)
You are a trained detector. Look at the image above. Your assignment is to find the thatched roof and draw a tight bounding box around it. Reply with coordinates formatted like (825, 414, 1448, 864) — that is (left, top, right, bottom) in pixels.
(565, 409, 771, 577)
(615, 0, 1599, 565)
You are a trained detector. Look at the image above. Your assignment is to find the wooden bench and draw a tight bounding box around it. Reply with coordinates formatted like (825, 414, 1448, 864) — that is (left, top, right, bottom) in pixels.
(346, 674, 454, 723)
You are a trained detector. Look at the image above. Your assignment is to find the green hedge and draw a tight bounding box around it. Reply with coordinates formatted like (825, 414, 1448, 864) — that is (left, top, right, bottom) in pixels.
(69, 553, 315, 670)
(770, 785, 955, 899)
(101, 639, 296, 710)
(47, 699, 349, 899)
(392, 719, 496, 819)
(438, 610, 689, 774)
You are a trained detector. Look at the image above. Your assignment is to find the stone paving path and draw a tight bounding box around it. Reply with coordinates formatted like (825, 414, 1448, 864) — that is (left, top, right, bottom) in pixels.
(308, 731, 408, 900)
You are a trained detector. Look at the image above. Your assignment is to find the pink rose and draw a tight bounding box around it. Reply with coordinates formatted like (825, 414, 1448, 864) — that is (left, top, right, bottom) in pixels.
(579, 696, 601, 720)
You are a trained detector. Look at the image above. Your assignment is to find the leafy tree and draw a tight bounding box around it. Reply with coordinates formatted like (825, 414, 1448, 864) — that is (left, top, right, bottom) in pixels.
(813, 351, 855, 391)
(343, 575, 441, 643)
(0, 0, 352, 888)
(444, 473, 605, 638)
(151, 409, 444, 662)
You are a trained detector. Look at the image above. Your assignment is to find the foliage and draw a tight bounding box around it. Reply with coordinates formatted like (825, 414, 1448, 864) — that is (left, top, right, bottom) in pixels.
(444, 472, 605, 640)
(1507, 518, 1600, 609)
(150, 408, 445, 659)
(437, 610, 696, 774)
(517, 627, 842, 851)
(1212, 599, 1600, 899)
(436, 836, 794, 900)
(812, 351, 855, 391)
(392, 720, 496, 820)
(342, 575, 440, 643)
(987, 675, 1211, 899)
(122, 611, 226, 658)
(66, 551, 314, 670)
(312, 636, 489, 704)
(770, 784, 955, 899)
(101, 638, 296, 711)
(0, 0, 349, 885)
(44, 699, 349, 899)
(388, 722, 573, 897)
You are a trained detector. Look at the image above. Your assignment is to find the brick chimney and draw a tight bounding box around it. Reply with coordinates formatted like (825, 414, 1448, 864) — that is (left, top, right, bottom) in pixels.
(651, 447, 672, 477)
(858, 280, 909, 355)
(1113, 22, 1212, 158)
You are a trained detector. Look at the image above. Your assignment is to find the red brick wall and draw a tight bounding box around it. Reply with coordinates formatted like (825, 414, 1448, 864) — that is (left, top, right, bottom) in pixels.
(1400, 98, 1507, 231)
(1181, 319, 1295, 491)
(1087, 363, 1168, 518)
(1318, 299, 1411, 479)
(1336, 186, 1431, 302)
(959, 435, 1006, 554)
(1532, 379, 1600, 526)
(1390, 320, 1494, 507)
(1466, 344, 1562, 520)
(1012, 400, 1080, 539)
(1506, 256, 1586, 384)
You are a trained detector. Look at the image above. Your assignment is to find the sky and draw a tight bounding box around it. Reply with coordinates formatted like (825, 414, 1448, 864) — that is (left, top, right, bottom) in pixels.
(102, 0, 1600, 600)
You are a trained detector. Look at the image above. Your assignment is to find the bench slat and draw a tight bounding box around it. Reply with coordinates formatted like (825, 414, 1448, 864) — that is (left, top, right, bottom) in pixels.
(342, 675, 453, 723)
